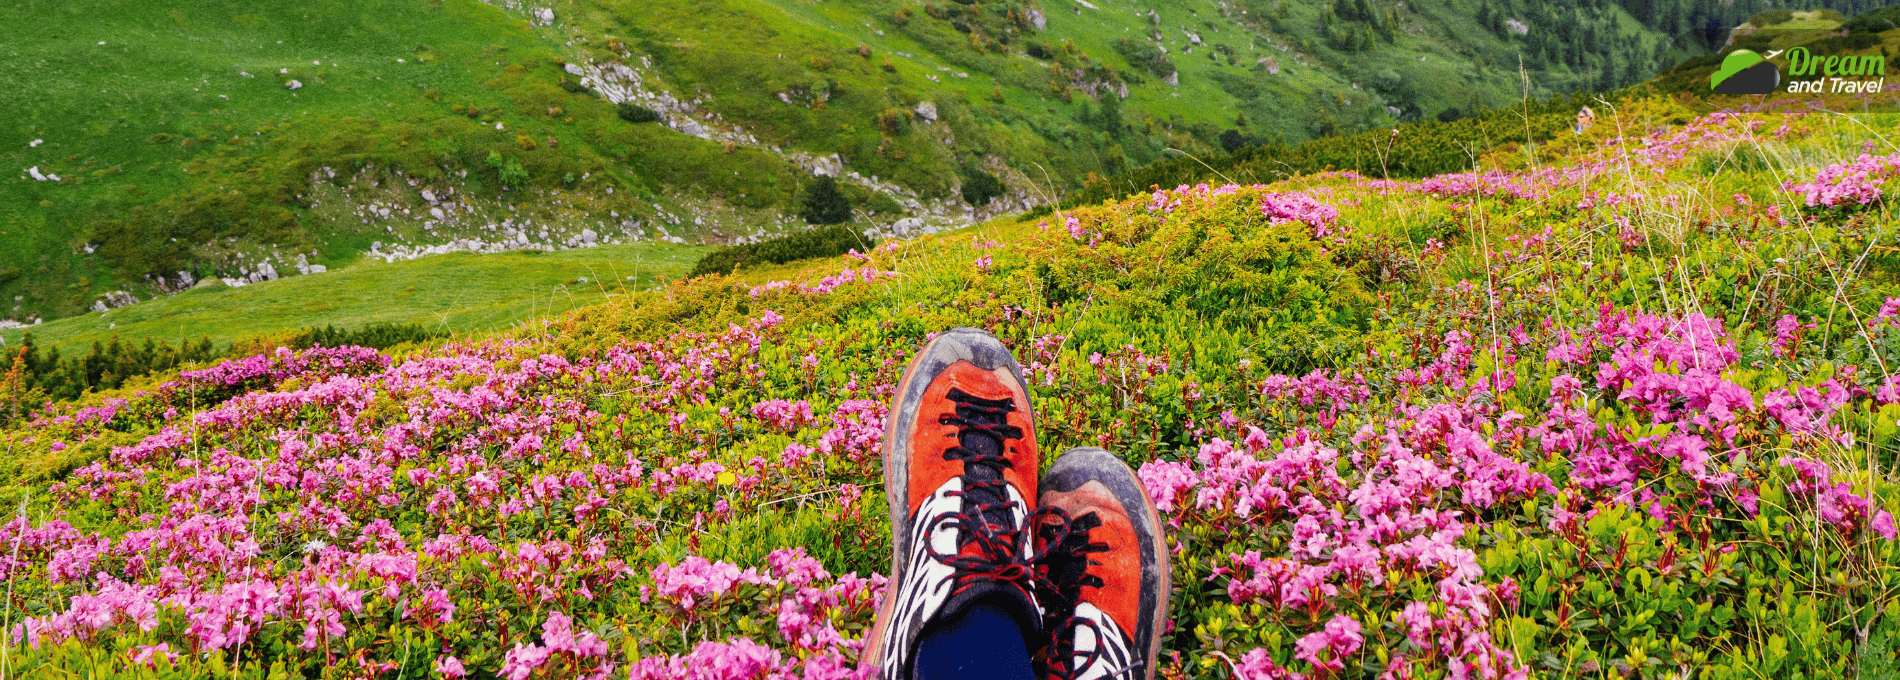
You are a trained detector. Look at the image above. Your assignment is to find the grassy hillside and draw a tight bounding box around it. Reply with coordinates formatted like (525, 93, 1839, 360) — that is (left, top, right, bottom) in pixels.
(5, 0, 1876, 322)
(1, 90, 1897, 676)
(0, 241, 704, 356)
(0, 0, 800, 323)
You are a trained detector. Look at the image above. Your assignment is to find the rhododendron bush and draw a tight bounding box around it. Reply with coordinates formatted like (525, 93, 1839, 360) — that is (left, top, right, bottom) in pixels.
(1, 99, 1897, 678)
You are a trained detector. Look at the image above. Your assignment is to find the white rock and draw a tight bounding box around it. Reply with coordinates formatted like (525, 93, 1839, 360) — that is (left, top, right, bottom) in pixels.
(90, 291, 138, 312)
(286, 80, 303, 90)
(28, 139, 42, 148)
(533, 7, 555, 25)
(914, 101, 938, 122)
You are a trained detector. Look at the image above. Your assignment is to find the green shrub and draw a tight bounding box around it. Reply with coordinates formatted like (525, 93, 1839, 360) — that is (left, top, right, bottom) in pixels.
(958, 164, 1005, 206)
(6, 334, 221, 404)
(1845, 5, 1900, 32)
(617, 102, 662, 123)
(1112, 37, 1174, 79)
(688, 224, 872, 277)
(288, 322, 446, 350)
(798, 176, 853, 225)
(485, 151, 529, 189)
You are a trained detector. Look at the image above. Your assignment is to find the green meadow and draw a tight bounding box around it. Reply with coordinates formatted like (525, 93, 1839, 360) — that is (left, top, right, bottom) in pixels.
(0, 242, 704, 355)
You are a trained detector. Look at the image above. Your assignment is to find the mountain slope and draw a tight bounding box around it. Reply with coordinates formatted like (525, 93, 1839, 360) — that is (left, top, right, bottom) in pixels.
(0, 0, 1878, 323)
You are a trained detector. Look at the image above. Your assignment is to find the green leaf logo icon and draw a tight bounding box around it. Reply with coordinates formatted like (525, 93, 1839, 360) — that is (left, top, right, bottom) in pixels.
(1711, 50, 1780, 94)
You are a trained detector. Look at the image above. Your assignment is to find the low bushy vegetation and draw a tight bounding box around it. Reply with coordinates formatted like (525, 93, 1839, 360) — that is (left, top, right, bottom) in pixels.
(286, 322, 448, 350)
(1070, 94, 1588, 206)
(0, 322, 440, 421)
(2, 335, 219, 410)
(616, 102, 663, 124)
(958, 164, 1006, 206)
(799, 176, 854, 225)
(689, 224, 873, 277)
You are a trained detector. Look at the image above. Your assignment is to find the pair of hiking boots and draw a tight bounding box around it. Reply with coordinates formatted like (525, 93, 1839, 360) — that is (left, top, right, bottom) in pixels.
(863, 329, 1169, 680)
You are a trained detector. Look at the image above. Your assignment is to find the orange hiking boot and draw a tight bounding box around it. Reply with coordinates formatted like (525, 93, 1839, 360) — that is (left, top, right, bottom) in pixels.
(1032, 447, 1171, 680)
(863, 328, 1043, 679)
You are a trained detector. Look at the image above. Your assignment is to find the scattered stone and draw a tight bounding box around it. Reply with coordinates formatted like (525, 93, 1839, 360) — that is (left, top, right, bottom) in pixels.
(28, 139, 42, 148)
(533, 7, 555, 25)
(90, 291, 138, 313)
(914, 101, 938, 122)
(286, 80, 303, 90)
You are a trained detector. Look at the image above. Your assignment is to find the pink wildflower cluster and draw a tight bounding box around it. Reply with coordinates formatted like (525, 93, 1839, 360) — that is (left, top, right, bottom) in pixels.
(1785, 152, 1900, 208)
(752, 399, 815, 432)
(1147, 417, 1543, 676)
(173, 345, 388, 391)
(630, 549, 882, 679)
(1258, 192, 1342, 237)
(499, 611, 611, 680)
(1780, 457, 1897, 541)
(750, 265, 898, 298)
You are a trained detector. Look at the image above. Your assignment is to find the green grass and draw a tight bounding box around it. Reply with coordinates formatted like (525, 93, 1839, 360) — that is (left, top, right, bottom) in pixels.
(0, 242, 706, 356)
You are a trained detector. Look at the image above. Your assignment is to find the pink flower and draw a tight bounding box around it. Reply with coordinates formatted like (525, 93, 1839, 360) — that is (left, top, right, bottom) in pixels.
(434, 655, 467, 679)
(1294, 615, 1363, 673)
(751, 399, 815, 432)
(1786, 152, 1900, 208)
(1259, 192, 1342, 237)
(645, 556, 763, 610)
(1772, 314, 1808, 358)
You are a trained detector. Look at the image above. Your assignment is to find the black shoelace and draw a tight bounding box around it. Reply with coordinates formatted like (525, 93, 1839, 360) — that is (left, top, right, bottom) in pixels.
(1033, 509, 1112, 680)
(923, 387, 1036, 599)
